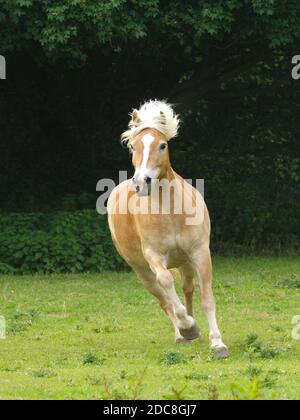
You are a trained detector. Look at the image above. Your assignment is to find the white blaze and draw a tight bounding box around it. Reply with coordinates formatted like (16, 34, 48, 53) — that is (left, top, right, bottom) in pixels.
(140, 133, 154, 172)
(135, 133, 155, 183)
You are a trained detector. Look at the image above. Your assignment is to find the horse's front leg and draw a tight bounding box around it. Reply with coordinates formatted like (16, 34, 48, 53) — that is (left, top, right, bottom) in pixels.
(191, 246, 229, 359)
(134, 267, 191, 343)
(142, 250, 200, 342)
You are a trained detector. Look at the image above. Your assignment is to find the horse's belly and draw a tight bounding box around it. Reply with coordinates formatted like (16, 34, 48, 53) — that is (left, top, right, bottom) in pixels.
(165, 248, 187, 269)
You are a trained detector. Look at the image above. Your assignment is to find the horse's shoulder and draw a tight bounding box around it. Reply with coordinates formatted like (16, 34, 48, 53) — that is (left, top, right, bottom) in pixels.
(107, 180, 131, 211)
(113, 179, 131, 194)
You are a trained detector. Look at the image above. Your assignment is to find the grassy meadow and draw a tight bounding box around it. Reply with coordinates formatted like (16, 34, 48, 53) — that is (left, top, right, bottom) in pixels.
(0, 257, 299, 400)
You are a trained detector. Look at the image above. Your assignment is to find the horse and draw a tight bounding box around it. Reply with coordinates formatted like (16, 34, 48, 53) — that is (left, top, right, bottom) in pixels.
(107, 100, 228, 358)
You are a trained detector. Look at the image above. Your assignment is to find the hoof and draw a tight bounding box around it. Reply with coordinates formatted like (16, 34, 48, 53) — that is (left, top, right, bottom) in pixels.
(175, 337, 193, 344)
(179, 323, 201, 341)
(211, 346, 229, 360)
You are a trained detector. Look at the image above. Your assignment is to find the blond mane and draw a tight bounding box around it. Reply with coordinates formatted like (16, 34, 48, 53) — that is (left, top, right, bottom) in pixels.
(121, 100, 180, 146)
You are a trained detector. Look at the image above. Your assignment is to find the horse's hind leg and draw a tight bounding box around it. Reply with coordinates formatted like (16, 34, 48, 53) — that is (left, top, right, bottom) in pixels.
(179, 263, 195, 317)
(173, 263, 199, 344)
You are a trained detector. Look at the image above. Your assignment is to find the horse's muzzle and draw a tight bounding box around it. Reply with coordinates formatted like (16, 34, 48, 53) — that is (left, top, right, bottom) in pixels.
(132, 176, 152, 196)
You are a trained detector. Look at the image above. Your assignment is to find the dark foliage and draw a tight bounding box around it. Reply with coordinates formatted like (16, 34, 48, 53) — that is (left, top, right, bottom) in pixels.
(0, 211, 127, 274)
(0, 1, 299, 259)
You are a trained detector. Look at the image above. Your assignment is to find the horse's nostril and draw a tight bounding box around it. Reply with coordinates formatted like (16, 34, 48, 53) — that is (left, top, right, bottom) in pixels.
(136, 185, 140, 193)
(145, 177, 152, 185)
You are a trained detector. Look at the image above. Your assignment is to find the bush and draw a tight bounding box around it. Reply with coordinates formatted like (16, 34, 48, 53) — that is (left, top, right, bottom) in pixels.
(0, 204, 298, 275)
(0, 211, 127, 274)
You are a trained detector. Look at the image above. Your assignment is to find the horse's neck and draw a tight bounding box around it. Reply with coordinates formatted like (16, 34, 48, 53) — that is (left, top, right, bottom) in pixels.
(164, 166, 177, 182)
(166, 167, 185, 185)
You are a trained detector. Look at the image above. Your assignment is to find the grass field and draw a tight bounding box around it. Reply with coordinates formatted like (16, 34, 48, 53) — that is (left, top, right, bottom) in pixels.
(0, 257, 299, 400)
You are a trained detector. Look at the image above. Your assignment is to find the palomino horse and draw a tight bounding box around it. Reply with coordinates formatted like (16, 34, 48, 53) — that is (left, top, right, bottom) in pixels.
(108, 100, 228, 358)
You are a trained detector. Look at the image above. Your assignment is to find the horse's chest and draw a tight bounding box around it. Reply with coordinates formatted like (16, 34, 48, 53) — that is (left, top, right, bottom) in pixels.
(140, 220, 189, 267)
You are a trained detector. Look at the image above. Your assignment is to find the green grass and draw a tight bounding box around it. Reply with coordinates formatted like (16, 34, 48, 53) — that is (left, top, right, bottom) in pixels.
(0, 257, 300, 400)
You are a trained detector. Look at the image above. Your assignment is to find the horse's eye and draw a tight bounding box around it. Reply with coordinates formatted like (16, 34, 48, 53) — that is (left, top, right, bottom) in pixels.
(160, 143, 167, 151)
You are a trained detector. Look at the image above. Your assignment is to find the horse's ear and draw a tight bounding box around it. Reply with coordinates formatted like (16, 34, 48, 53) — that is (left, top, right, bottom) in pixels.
(131, 110, 141, 126)
(159, 111, 168, 134)
(160, 111, 166, 124)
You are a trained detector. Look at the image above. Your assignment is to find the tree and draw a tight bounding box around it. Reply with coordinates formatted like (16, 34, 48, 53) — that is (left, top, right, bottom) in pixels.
(0, 0, 299, 250)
